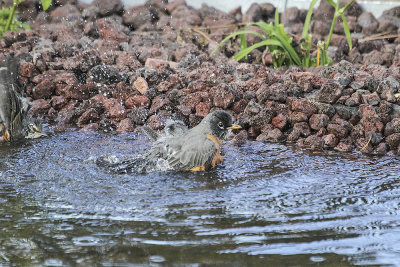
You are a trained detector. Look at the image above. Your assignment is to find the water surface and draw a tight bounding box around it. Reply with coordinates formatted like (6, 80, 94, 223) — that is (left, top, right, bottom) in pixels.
(1, 132, 400, 266)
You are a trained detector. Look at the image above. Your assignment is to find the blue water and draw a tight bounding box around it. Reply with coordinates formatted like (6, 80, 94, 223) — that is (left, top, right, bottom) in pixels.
(1, 131, 400, 266)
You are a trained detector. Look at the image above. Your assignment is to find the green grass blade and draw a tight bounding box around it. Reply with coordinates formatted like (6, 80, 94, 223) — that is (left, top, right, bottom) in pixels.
(302, 0, 319, 39)
(41, 0, 52, 11)
(325, 0, 337, 8)
(233, 39, 283, 61)
(340, 14, 352, 50)
(274, 8, 279, 28)
(246, 21, 274, 35)
(210, 30, 267, 56)
(273, 27, 302, 65)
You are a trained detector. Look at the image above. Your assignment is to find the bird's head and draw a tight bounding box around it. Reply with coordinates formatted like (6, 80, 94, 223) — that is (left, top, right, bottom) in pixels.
(207, 110, 241, 140)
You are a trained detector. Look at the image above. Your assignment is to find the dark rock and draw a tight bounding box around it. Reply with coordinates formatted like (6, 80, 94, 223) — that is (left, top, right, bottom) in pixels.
(88, 65, 124, 85)
(304, 135, 324, 150)
(327, 123, 349, 139)
(232, 130, 248, 146)
(313, 80, 343, 104)
(322, 134, 339, 147)
(93, 0, 124, 17)
(127, 107, 149, 125)
(384, 118, 400, 136)
(386, 133, 400, 150)
(334, 142, 354, 152)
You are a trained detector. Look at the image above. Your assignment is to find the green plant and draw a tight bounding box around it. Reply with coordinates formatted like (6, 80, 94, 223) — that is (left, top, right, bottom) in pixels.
(211, 0, 355, 68)
(0, 0, 52, 38)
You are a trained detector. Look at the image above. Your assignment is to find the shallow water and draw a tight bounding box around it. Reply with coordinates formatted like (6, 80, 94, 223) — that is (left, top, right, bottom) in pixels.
(1, 132, 400, 266)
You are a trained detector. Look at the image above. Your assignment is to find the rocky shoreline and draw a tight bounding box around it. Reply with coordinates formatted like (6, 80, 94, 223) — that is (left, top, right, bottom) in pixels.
(2, 0, 400, 155)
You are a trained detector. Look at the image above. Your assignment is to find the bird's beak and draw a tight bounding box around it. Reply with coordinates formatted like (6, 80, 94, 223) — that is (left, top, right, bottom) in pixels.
(228, 125, 242, 130)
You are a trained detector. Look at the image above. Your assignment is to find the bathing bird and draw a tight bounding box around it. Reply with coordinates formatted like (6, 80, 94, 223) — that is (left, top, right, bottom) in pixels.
(0, 56, 46, 142)
(144, 110, 241, 172)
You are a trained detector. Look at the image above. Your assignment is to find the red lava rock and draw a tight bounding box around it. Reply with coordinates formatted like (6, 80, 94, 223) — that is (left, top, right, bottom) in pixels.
(361, 116, 384, 136)
(362, 92, 380, 106)
(145, 58, 178, 70)
(290, 98, 317, 116)
(271, 114, 287, 130)
(133, 77, 149, 95)
(359, 104, 376, 118)
(309, 114, 329, 130)
(213, 83, 235, 109)
(125, 95, 150, 109)
(327, 123, 349, 139)
(345, 92, 361, 106)
(103, 98, 126, 121)
(195, 102, 211, 118)
(289, 111, 308, 124)
(232, 99, 248, 114)
(32, 79, 56, 99)
(19, 61, 35, 78)
(149, 95, 172, 114)
(334, 142, 354, 152)
(313, 80, 343, 104)
(77, 108, 99, 126)
(96, 18, 129, 43)
(29, 99, 51, 116)
(322, 134, 339, 147)
(304, 135, 325, 150)
(256, 83, 288, 103)
(293, 122, 311, 137)
(181, 92, 208, 111)
(50, 95, 68, 110)
(116, 52, 142, 72)
(385, 133, 400, 149)
(116, 118, 134, 133)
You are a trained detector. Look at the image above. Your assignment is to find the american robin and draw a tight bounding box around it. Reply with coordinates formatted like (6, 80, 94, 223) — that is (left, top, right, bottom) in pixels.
(144, 110, 241, 172)
(0, 56, 46, 142)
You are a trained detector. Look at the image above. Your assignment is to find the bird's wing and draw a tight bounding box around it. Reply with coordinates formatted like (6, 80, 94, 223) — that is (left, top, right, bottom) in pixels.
(167, 134, 216, 170)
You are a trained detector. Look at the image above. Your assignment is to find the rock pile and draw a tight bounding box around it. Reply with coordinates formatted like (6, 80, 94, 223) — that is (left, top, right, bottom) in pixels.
(2, 0, 400, 154)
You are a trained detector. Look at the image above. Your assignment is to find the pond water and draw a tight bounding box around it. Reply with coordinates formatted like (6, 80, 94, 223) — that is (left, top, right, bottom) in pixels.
(1, 131, 400, 266)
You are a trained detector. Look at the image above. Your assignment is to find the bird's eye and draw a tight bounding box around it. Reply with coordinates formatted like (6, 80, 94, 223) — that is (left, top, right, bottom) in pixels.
(218, 122, 224, 129)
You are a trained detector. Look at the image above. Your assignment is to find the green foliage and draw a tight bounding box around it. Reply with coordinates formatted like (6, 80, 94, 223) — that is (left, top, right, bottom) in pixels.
(0, 6, 30, 38)
(41, 0, 52, 11)
(0, 0, 52, 38)
(211, 0, 355, 68)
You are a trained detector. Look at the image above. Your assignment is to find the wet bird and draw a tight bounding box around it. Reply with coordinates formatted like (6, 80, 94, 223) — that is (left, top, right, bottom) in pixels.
(144, 110, 241, 172)
(0, 56, 46, 142)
